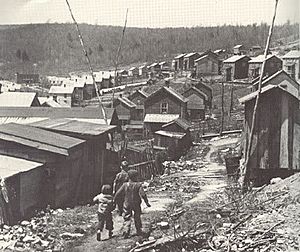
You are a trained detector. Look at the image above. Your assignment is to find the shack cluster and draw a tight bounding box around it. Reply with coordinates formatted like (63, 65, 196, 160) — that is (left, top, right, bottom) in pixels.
(0, 43, 300, 226)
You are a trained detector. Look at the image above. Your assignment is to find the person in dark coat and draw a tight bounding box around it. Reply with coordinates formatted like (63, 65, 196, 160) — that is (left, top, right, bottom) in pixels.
(114, 170, 151, 238)
(113, 161, 129, 215)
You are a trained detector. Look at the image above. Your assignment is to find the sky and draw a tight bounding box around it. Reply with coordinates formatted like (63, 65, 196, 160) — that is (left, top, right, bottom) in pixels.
(0, 0, 299, 28)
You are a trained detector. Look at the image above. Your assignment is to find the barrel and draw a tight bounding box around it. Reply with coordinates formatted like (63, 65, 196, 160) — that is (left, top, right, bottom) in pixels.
(224, 155, 241, 179)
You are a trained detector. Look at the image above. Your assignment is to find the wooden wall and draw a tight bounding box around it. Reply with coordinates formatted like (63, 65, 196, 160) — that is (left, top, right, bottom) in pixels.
(145, 92, 187, 118)
(244, 88, 300, 183)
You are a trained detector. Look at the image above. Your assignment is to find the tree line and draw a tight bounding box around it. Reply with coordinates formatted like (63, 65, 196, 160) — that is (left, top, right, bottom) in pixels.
(0, 22, 298, 78)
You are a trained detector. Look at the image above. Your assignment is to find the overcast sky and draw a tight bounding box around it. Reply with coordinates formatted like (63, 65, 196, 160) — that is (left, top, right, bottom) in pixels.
(0, 0, 299, 27)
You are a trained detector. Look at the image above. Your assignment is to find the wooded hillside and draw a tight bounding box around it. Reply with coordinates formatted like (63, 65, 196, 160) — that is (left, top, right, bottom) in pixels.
(0, 22, 298, 78)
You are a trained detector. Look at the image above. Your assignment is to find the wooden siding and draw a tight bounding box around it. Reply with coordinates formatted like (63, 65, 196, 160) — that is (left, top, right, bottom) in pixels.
(196, 57, 219, 76)
(244, 89, 300, 175)
(145, 95, 187, 119)
(249, 57, 282, 79)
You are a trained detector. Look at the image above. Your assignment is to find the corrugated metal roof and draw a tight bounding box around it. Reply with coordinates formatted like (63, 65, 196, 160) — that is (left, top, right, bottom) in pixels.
(0, 154, 43, 178)
(0, 92, 37, 107)
(144, 114, 179, 123)
(249, 54, 280, 63)
(0, 123, 85, 156)
(155, 130, 186, 139)
(0, 107, 115, 120)
(49, 85, 74, 94)
(282, 50, 300, 59)
(30, 118, 116, 136)
(223, 55, 249, 63)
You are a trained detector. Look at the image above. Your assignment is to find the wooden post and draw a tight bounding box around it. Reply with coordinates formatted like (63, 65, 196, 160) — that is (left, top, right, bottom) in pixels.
(229, 83, 234, 117)
(111, 9, 129, 108)
(220, 82, 224, 135)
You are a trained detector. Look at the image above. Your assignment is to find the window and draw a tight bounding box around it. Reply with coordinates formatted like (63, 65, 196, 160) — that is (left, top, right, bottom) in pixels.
(64, 94, 67, 98)
(160, 102, 168, 113)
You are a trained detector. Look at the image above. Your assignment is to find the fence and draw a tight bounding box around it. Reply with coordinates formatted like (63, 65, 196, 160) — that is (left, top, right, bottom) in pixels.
(125, 143, 163, 180)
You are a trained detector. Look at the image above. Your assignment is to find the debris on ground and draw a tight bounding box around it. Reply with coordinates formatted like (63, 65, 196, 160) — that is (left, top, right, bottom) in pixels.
(0, 205, 97, 251)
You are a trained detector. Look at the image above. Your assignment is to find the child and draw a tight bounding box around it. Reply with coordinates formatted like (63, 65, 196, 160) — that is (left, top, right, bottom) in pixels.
(114, 170, 151, 238)
(113, 161, 129, 215)
(93, 184, 114, 241)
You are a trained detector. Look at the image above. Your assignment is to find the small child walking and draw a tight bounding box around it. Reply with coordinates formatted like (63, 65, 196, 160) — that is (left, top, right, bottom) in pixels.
(93, 184, 114, 241)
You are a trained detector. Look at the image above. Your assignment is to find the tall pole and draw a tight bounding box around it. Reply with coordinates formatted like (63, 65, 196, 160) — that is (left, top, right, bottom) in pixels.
(220, 82, 224, 135)
(242, 0, 279, 190)
(65, 0, 108, 124)
(229, 83, 234, 117)
(111, 9, 129, 108)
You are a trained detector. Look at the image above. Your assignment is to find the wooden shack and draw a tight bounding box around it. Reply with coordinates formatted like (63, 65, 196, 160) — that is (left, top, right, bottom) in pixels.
(173, 53, 186, 71)
(0, 154, 45, 224)
(30, 118, 118, 195)
(114, 95, 137, 126)
(144, 86, 188, 118)
(182, 86, 209, 120)
(194, 82, 213, 108)
(154, 118, 192, 160)
(248, 54, 282, 80)
(183, 52, 200, 70)
(195, 51, 219, 76)
(128, 89, 149, 122)
(0, 123, 87, 213)
(282, 50, 300, 84)
(128, 67, 139, 77)
(239, 78, 300, 185)
(252, 70, 299, 95)
(223, 55, 250, 81)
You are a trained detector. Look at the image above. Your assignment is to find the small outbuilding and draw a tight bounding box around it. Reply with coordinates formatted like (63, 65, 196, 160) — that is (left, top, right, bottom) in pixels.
(154, 118, 192, 160)
(223, 55, 250, 81)
(183, 52, 200, 70)
(239, 71, 300, 185)
(173, 53, 186, 71)
(248, 54, 282, 80)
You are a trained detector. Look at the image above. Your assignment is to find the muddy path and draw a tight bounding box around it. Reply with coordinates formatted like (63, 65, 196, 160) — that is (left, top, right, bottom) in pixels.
(69, 136, 240, 252)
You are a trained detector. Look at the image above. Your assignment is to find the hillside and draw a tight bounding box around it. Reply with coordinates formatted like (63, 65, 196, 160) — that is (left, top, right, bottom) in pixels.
(0, 22, 298, 79)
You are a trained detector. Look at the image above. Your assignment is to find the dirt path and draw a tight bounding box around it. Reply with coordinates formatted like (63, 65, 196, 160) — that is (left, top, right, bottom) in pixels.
(70, 193, 174, 252)
(187, 137, 239, 204)
(70, 136, 240, 252)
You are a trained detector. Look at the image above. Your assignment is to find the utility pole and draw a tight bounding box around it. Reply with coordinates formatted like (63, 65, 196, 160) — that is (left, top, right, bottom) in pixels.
(220, 82, 224, 135)
(229, 83, 234, 117)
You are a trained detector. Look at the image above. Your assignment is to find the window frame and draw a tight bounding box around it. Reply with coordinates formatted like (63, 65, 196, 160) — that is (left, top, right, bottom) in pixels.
(160, 102, 168, 114)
